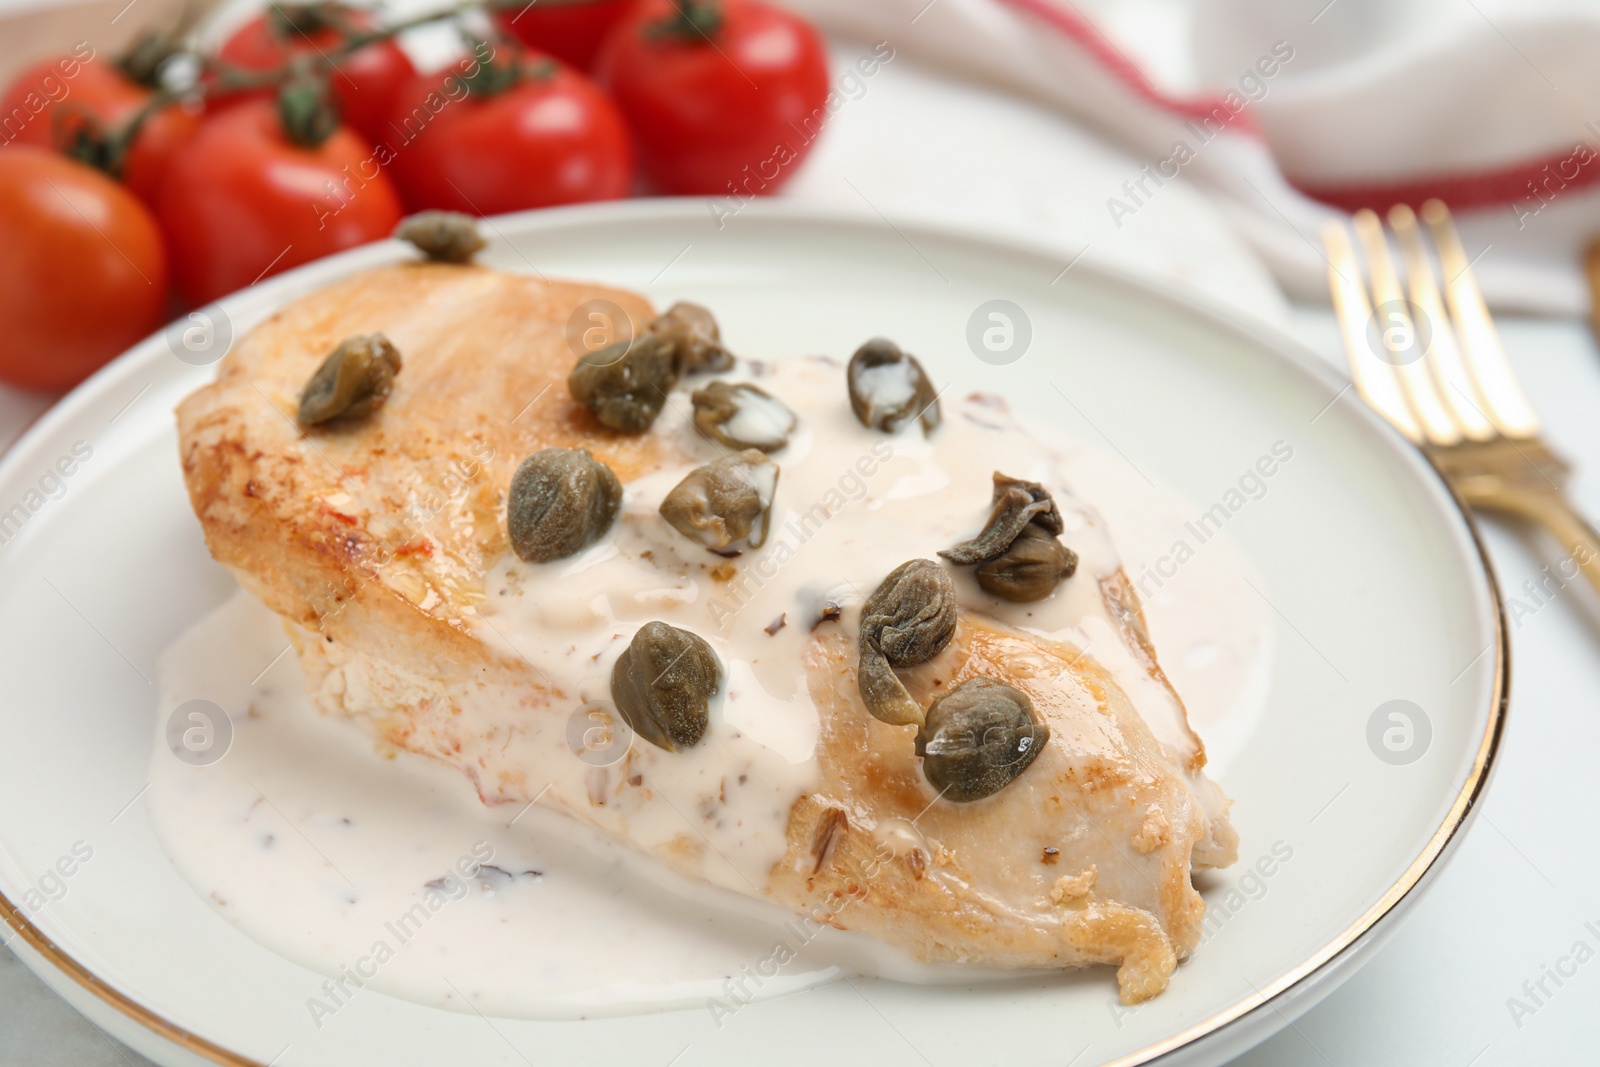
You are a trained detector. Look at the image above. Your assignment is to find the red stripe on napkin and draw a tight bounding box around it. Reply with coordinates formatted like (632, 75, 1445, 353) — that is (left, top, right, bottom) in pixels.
(1001, 0, 1600, 216)
(997, 0, 1259, 131)
(1286, 144, 1600, 216)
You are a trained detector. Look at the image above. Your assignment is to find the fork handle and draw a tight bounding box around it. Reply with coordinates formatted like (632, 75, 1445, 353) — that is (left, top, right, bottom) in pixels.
(1491, 489, 1600, 600)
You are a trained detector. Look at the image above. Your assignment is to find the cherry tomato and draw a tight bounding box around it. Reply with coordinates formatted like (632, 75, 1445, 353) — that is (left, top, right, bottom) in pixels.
(596, 0, 829, 195)
(0, 148, 169, 391)
(491, 0, 636, 71)
(158, 99, 401, 305)
(0, 49, 201, 206)
(384, 50, 633, 215)
(216, 9, 415, 147)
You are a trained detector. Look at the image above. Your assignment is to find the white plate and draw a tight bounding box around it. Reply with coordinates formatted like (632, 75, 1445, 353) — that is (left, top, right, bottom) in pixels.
(0, 202, 1503, 1067)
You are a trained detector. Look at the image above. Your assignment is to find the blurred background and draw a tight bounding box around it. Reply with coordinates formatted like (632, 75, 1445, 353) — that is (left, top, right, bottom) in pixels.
(5, 0, 1600, 1064)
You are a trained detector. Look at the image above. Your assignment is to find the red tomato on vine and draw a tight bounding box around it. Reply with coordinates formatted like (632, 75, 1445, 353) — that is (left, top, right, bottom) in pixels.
(596, 0, 830, 196)
(384, 45, 633, 215)
(491, 0, 636, 71)
(0, 148, 169, 390)
(158, 96, 402, 305)
(216, 5, 415, 146)
(0, 45, 201, 206)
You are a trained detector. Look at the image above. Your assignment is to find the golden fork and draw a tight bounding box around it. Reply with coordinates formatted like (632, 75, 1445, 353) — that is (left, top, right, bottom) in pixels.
(1323, 200, 1600, 597)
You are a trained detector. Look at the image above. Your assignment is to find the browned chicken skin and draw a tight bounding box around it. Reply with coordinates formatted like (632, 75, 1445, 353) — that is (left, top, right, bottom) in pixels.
(177, 261, 1237, 1004)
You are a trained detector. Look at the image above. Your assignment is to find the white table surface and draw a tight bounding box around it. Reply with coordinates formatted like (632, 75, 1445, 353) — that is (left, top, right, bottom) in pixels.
(5, 38, 1599, 1067)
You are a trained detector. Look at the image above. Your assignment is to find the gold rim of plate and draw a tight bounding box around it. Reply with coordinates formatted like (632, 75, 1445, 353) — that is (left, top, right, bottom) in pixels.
(0, 417, 1515, 1067)
(0, 213, 1510, 1067)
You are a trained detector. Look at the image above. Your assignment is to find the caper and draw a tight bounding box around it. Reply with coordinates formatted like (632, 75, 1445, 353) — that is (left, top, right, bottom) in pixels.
(611, 621, 720, 751)
(651, 301, 734, 374)
(865, 560, 958, 666)
(394, 211, 485, 263)
(975, 525, 1079, 602)
(296, 334, 402, 426)
(506, 448, 622, 563)
(857, 559, 957, 727)
(992, 474, 1063, 534)
(940, 472, 1063, 565)
(659, 450, 778, 552)
(846, 338, 940, 435)
(691, 380, 797, 452)
(916, 677, 1049, 802)
(939, 474, 1078, 601)
(568, 332, 679, 433)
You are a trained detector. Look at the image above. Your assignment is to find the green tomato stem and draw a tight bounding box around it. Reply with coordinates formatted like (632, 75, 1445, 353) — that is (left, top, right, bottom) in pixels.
(648, 0, 725, 42)
(80, 0, 484, 177)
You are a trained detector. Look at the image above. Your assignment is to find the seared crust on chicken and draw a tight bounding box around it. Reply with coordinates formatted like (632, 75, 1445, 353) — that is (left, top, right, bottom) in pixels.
(178, 263, 660, 678)
(177, 261, 1237, 1003)
(777, 619, 1220, 1001)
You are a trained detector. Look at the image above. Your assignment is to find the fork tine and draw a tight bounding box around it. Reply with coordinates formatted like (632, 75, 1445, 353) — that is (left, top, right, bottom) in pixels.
(1322, 220, 1423, 443)
(1351, 209, 1462, 446)
(1420, 199, 1541, 438)
(1387, 204, 1496, 441)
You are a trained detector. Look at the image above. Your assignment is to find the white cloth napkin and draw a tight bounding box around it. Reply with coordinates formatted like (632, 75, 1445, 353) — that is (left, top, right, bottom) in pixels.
(789, 0, 1600, 315)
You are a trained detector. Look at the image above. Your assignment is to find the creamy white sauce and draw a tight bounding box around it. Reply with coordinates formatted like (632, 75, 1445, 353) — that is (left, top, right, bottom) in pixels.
(149, 356, 1271, 1019)
(852, 360, 918, 412)
(716, 384, 796, 450)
